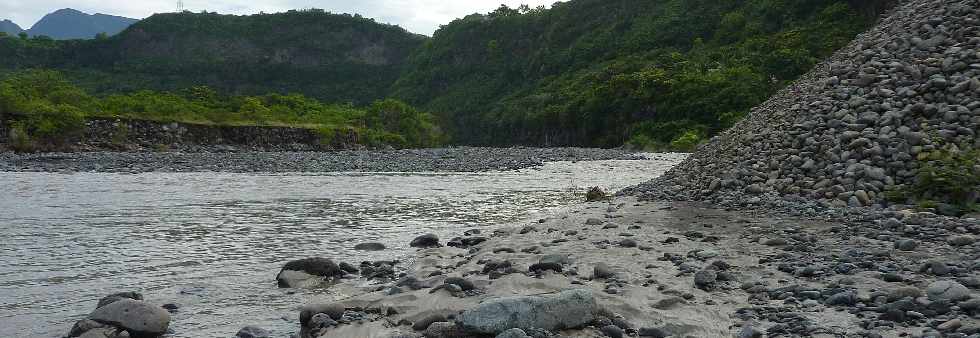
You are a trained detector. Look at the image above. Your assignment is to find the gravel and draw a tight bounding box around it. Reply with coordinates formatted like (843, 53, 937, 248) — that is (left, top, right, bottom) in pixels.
(0, 147, 642, 173)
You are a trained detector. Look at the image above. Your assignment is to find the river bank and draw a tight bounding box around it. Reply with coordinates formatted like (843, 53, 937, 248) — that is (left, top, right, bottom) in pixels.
(0, 147, 645, 173)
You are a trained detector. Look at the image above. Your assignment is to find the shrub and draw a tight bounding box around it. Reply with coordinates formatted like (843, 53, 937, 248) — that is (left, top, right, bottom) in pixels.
(8, 123, 34, 152)
(586, 186, 607, 202)
(909, 147, 980, 213)
(0, 70, 89, 148)
(669, 130, 705, 152)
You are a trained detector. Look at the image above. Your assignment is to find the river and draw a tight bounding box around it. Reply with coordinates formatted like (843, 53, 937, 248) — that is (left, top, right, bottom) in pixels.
(0, 153, 684, 337)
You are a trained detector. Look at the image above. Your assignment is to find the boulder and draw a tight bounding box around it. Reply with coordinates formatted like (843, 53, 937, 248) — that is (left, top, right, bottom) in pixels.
(235, 326, 271, 338)
(638, 327, 671, 337)
(411, 234, 441, 248)
(353, 242, 386, 251)
(926, 281, 972, 302)
(413, 313, 447, 331)
(456, 289, 598, 334)
(948, 235, 976, 247)
(276, 257, 344, 288)
(539, 254, 571, 265)
(77, 327, 130, 338)
(68, 319, 108, 337)
(496, 328, 531, 338)
(528, 262, 563, 273)
(694, 269, 718, 290)
(593, 263, 617, 279)
(447, 236, 488, 248)
(299, 303, 345, 326)
(443, 277, 476, 291)
(338, 262, 359, 274)
(87, 299, 171, 336)
(424, 322, 466, 338)
(96, 292, 143, 309)
(600, 325, 624, 338)
(360, 261, 397, 280)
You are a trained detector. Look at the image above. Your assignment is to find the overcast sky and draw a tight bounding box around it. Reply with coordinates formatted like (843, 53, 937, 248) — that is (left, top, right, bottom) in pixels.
(3, 0, 563, 35)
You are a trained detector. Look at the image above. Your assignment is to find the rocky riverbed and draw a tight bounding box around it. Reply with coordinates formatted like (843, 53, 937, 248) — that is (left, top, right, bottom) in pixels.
(0, 147, 642, 173)
(257, 195, 980, 338)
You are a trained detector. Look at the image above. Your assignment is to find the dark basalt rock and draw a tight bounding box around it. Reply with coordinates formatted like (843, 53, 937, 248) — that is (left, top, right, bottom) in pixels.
(410, 234, 441, 248)
(276, 257, 344, 288)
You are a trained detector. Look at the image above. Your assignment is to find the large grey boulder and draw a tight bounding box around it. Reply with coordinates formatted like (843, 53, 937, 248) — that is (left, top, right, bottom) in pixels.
(927, 280, 972, 302)
(88, 299, 171, 336)
(277, 257, 344, 288)
(456, 289, 598, 334)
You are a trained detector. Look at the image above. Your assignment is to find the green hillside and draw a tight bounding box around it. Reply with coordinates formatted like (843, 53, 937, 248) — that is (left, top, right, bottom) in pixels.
(393, 0, 886, 148)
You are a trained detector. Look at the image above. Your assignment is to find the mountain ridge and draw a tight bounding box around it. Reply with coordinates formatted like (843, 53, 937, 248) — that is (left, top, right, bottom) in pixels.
(0, 19, 23, 36)
(3, 8, 139, 40)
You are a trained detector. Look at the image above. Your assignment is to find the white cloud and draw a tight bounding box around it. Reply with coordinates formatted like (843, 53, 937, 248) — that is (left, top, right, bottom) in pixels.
(3, 0, 564, 35)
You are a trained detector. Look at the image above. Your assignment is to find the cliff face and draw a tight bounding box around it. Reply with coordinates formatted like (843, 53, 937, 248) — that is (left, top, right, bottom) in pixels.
(0, 10, 426, 104)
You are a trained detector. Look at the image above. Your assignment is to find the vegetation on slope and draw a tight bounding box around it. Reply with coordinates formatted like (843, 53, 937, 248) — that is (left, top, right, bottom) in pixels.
(393, 0, 884, 148)
(0, 70, 443, 151)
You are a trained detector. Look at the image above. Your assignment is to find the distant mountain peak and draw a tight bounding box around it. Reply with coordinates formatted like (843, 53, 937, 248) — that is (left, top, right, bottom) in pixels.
(26, 8, 138, 40)
(50, 8, 85, 15)
(0, 19, 24, 36)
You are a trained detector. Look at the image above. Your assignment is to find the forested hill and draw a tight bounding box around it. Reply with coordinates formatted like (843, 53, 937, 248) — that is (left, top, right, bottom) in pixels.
(0, 1, 895, 149)
(393, 0, 892, 148)
(0, 9, 425, 105)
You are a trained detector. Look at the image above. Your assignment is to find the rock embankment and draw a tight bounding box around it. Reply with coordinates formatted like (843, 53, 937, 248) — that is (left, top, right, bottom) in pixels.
(0, 118, 361, 152)
(629, 0, 979, 211)
(82, 118, 360, 152)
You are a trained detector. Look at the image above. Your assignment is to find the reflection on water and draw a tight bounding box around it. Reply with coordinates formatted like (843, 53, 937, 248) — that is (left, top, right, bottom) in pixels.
(0, 154, 684, 337)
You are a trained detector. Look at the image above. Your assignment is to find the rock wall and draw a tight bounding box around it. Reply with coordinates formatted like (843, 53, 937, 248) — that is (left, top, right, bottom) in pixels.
(84, 118, 364, 152)
(630, 0, 980, 209)
(1, 118, 362, 152)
